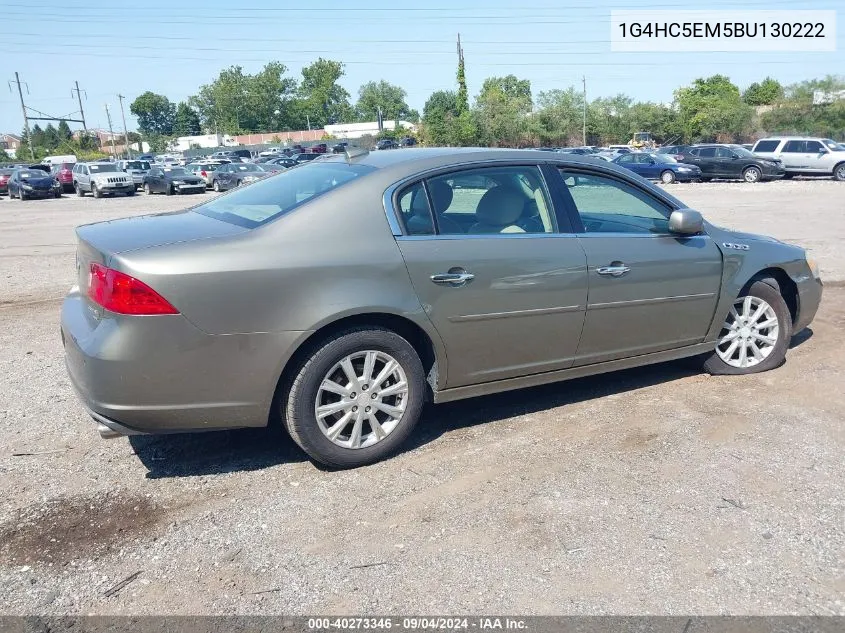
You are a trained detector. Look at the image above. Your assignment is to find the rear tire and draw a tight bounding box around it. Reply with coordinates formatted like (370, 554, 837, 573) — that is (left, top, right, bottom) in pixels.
(213, 180, 220, 192)
(660, 170, 676, 184)
(703, 280, 792, 376)
(75, 183, 85, 197)
(283, 327, 425, 468)
(743, 166, 762, 183)
(144, 183, 152, 195)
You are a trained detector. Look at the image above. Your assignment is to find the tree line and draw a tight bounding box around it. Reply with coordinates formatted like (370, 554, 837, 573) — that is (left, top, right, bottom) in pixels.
(8, 57, 844, 159)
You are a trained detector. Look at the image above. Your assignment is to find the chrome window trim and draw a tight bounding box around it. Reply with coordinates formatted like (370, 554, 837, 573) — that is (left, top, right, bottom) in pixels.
(396, 232, 579, 242)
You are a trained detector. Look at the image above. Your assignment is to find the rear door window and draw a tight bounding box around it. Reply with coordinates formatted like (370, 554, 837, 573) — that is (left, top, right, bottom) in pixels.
(804, 140, 824, 153)
(783, 140, 805, 153)
(697, 148, 717, 158)
(753, 140, 780, 152)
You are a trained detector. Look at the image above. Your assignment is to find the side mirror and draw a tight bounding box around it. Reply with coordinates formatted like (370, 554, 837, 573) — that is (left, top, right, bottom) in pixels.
(818, 148, 827, 154)
(648, 158, 656, 164)
(669, 209, 704, 235)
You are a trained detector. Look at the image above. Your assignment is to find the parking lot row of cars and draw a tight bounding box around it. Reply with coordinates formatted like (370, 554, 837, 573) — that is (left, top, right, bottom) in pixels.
(539, 135, 845, 183)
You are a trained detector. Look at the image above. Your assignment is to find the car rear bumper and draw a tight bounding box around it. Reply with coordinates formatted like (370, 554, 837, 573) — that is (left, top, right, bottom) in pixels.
(61, 287, 310, 436)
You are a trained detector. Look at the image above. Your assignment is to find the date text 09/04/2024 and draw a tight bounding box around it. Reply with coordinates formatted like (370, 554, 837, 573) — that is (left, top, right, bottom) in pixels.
(307, 617, 528, 630)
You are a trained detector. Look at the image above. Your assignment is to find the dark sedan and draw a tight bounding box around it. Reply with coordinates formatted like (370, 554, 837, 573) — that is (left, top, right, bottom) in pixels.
(293, 153, 320, 165)
(8, 168, 62, 199)
(143, 167, 206, 196)
(267, 157, 298, 169)
(676, 145, 785, 183)
(211, 162, 268, 192)
(613, 152, 702, 184)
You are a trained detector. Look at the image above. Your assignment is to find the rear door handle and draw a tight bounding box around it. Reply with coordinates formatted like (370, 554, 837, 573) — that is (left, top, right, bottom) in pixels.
(430, 272, 475, 287)
(596, 264, 631, 277)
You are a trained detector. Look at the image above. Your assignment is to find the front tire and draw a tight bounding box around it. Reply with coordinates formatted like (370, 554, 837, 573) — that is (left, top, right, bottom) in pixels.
(165, 184, 173, 196)
(834, 163, 845, 182)
(743, 166, 762, 183)
(213, 180, 220, 192)
(91, 183, 101, 198)
(283, 327, 425, 468)
(144, 183, 152, 195)
(75, 183, 85, 197)
(660, 170, 676, 184)
(703, 280, 792, 375)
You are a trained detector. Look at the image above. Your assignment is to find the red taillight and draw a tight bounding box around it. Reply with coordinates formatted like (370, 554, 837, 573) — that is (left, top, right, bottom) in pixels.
(200, 170, 207, 177)
(87, 263, 178, 315)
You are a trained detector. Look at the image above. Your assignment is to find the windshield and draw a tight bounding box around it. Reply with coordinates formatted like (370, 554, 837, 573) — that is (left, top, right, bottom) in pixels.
(164, 168, 189, 177)
(822, 139, 844, 150)
(88, 163, 118, 173)
(195, 161, 376, 229)
(234, 163, 264, 172)
(19, 171, 49, 179)
(653, 154, 677, 163)
(732, 147, 755, 158)
(125, 161, 150, 170)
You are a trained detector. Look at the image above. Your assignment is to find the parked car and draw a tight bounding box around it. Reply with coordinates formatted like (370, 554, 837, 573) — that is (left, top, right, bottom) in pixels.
(267, 157, 298, 169)
(656, 145, 691, 159)
(310, 143, 328, 154)
(137, 154, 155, 161)
(72, 162, 135, 197)
(143, 166, 206, 195)
(185, 162, 223, 188)
(211, 162, 268, 191)
(258, 147, 284, 157)
(8, 167, 62, 199)
(400, 137, 417, 147)
(556, 147, 595, 155)
(676, 144, 785, 183)
(375, 139, 399, 150)
(213, 149, 252, 162)
(0, 168, 12, 194)
(117, 159, 152, 190)
(751, 137, 845, 181)
(51, 161, 78, 193)
(613, 152, 702, 183)
(293, 153, 320, 165)
(61, 149, 822, 468)
(332, 142, 349, 154)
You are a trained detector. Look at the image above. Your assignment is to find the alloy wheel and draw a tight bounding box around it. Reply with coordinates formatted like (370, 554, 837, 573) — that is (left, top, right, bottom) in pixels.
(744, 167, 761, 183)
(314, 350, 409, 449)
(836, 165, 845, 181)
(716, 296, 779, 368)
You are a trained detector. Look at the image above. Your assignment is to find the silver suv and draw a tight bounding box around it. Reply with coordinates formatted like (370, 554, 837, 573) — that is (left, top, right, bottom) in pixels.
(752, 137, 845, 180)
(72, 162, 135, 197)
(116, 159, 152, 190)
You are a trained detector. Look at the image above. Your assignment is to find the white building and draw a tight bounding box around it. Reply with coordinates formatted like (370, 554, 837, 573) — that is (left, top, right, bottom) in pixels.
(324, 120, 417, 140)
(169, 133, 237, 151)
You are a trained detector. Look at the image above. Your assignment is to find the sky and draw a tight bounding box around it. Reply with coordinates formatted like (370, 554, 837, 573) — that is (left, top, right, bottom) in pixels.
(2, 0, 843, 135)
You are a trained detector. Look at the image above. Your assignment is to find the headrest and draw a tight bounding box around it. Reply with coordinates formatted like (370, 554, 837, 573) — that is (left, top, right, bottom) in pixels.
(428, 180, 454, 213)
(475, 187, 525, 226)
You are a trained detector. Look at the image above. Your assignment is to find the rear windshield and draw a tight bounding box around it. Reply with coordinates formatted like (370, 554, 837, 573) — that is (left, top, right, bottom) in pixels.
(89, 163, 118, 173)
(195, 161, 376, 229)
(125, 161, 150, 170)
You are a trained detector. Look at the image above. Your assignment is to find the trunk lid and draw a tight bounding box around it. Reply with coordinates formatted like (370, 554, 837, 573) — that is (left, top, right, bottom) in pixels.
(74, 210, 249, 290)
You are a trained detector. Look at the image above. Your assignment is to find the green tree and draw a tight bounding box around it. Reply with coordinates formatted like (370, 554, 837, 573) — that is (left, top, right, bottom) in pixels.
(760, 75, 845, 138)
(456, 47, 469, 115)
(532, 87, 585, 146)
(422, 90, 460, 145)
(743, 77, 784, 106)
(473, 75, 533, 147)
(57, 120, 72, 141)
(172, 102, 202, 136)
(43, 123, 60, 149)
(297, 58, 352, 127)
(130, 91, 176, 136)
(355, 80, 414, 122)
(674, 75, 752, 142)
(190, 62, 297, 133)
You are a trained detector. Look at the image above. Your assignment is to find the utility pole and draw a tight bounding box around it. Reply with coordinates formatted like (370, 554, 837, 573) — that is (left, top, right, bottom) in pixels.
(72, 81, 87, 130)
(104, 103, 117, 159)
(11, 72, 35, 160)
(117, 93, 131, 158)
(582, 75, 587, 146)
(306, 113, 311, 131)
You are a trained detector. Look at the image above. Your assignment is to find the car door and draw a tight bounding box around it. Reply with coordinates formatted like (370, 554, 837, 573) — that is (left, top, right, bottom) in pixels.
(694, 147, 719, 176)
(801, 140, 830, 173)
(638, 154, 661, 179)
(713, 147, 740, 177)
(552, 168, 723, 365)
(79, 165, 91, 190)
(779, 140, 806, 171)
(615, 153, 639, 175)
(393, 164, 589, 388)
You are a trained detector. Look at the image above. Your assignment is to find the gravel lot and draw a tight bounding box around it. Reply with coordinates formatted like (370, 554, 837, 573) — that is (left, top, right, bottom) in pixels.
(0, 181, 843, 615)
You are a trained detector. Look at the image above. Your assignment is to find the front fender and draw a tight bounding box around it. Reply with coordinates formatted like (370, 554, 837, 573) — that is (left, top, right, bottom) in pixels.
(704, 224, 811, 341)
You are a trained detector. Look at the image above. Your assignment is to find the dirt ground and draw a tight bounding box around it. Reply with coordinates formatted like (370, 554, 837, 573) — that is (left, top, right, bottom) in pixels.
(0, 180, 843, 615)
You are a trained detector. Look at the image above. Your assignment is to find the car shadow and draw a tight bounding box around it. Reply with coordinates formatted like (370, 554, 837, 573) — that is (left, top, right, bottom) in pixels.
(129, 424, 308, 479)
(401, 358, 702, 455)
(789, 327, 814, 349)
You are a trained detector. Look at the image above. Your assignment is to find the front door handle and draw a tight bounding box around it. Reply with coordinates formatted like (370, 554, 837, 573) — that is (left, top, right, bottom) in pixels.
(430, 271, 475, 287)
(596, 264, 631, 277)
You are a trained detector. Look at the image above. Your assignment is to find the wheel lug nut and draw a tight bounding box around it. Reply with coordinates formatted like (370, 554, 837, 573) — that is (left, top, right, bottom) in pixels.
(352, 406, 358, 412)
(365, 406, 371, 413)
(362, 384, 369, 391)
(371, 393, 377, 399)
(350, 392, 356, 398)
